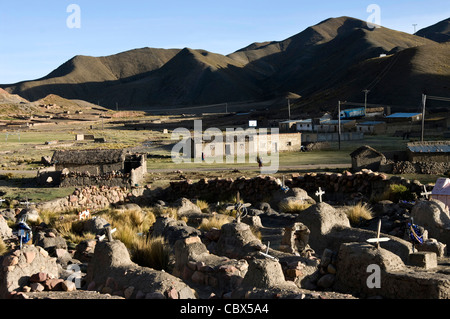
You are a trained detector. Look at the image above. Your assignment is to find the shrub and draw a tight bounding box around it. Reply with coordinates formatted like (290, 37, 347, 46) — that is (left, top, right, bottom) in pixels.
(384, 184, 416, 202)
(345, 202, 373, 225)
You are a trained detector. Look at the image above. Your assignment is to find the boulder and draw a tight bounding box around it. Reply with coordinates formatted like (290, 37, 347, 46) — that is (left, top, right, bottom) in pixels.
(0, 215, 13, 240)
(411, 199, 450, 246)
(82, 216, 110, 235)
(150, 217, 201, 246)
(213, 222, 265, 259)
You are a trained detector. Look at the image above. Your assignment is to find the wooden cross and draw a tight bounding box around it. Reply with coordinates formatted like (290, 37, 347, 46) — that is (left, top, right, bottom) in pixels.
(99, 224, 117, 242)
(367, 219, 390, 249)
(315, 187, 325, 203)
(420, 185, 432, 200)
(258, 241, 279, 261)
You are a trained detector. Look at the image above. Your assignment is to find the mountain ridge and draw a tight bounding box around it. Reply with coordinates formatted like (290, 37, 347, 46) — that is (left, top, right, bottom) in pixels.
(2, 16, 449, 112)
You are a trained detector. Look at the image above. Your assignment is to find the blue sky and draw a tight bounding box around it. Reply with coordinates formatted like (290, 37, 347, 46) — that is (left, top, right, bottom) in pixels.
(0, 0, 449, 84)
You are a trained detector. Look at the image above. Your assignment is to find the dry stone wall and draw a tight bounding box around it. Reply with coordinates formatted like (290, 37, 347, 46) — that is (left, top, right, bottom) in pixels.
(168, 170, 430, 204)
(37, 185, 151, 213)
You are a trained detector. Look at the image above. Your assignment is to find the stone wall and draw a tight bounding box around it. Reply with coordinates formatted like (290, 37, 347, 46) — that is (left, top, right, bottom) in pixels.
(168, 170, 430, 204)
(37, 185, 151, 213)
(391, 161, 450, 175)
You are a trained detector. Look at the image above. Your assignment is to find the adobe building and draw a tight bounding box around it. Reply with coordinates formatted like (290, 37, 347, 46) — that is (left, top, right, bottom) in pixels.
(406, 141, 450, 163)
(183, 132, 302, 159)
(350, 145, 387, 172)
(37, 149, 147, 187)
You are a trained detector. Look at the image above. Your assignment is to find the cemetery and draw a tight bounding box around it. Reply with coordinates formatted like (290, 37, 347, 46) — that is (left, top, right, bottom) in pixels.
(1, 167, 450, 300)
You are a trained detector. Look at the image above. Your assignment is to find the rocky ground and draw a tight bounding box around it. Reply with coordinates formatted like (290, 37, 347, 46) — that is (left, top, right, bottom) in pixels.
(1, 177, 450, 301)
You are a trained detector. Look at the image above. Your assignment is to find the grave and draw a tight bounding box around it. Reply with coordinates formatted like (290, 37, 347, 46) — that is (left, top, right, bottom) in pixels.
(85, 240, 196, 299)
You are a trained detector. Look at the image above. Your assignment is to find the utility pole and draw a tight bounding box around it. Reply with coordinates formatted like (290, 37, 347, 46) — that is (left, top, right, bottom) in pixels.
(363, 89, 370, 116)
(413, 24, 418, 34)
(288, 99, 291, 120)
(421, 94, 426, 142)
(338, 101, 342, 150)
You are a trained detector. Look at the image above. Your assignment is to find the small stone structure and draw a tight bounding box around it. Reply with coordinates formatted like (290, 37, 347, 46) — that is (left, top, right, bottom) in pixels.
(350, 145, 387, 172)
(37, 149, 147, 187)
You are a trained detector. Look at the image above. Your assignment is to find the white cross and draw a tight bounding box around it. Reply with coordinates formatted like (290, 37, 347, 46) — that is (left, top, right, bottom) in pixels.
(19, 198, 35, 209)
(258, 241, 279, 261)
(420, 185, 432, 200)
(98, 224, 117, 242)
(0, 199, 5, 206)
(315, 187, 325, 203)
(367, 219, 390, 249)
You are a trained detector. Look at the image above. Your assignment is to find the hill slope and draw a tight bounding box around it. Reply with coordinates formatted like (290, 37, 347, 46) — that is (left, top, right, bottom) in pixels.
(1, 16, 447, 112)
(416, 18, 450, 43)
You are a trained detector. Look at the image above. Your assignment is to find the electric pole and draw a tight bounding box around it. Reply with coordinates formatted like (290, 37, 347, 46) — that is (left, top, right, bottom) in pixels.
(413, 24, 418, 34)
(338, 101, 342, 150)
(288, 99, 291, 120)
(421, 94, 426, 142)
(363, 89, 370, 116)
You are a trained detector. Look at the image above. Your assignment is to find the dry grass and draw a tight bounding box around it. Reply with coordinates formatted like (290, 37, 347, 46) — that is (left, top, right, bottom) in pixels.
(344, 202, 373, 225)
(198, 214, 231, 231)
(196, 200, 210, 213)
(131, 236, 171, 271)
(279, 201, 312, 214)
(0, 238, 7, 256)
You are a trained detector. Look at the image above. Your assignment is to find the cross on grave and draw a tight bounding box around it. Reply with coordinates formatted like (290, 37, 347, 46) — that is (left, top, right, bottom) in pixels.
(315, 187, 325, 203)
(19, 198, 35, 209)
(0, 199, 5, 206)
(420, 185, 432, 200)
(366, 219, 390, 249)
(98, 224, 117, 242)
(258, 241, 279, 261)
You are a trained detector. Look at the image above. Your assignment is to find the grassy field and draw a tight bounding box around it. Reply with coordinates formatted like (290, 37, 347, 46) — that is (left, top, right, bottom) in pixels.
(0, 119, 444, 205)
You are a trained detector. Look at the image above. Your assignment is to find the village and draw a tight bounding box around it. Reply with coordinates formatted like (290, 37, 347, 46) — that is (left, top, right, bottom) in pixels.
(0, 97, 449, 303)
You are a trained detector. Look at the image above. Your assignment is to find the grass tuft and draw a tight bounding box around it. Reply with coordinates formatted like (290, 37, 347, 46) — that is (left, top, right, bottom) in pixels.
(279, 201, 312, 214)
(344, 202, 373, 225)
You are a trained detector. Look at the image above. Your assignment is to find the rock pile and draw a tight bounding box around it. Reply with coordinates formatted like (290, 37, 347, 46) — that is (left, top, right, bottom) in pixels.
(36, 185, 150, 212)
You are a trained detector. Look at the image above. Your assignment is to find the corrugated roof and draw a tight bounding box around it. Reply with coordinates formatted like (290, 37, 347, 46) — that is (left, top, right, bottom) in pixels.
(357, 121, 385, 125)
(408, 144, 450, 153)
(386, 113, 421, 118)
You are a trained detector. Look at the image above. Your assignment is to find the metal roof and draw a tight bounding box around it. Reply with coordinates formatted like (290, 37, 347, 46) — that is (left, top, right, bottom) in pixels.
(357, 121, 386, 125)
(408, 144, 450, 153)
(386, 113, 421, 118)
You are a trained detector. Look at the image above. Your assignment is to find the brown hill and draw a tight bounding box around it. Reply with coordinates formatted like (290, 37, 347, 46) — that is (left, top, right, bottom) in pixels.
(1, 16, 447, 112)
(0, 88, 29, 104)
(290, 42, 450, 115)
(416, 18, 450, 43)
(4, 47, 180, 103)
